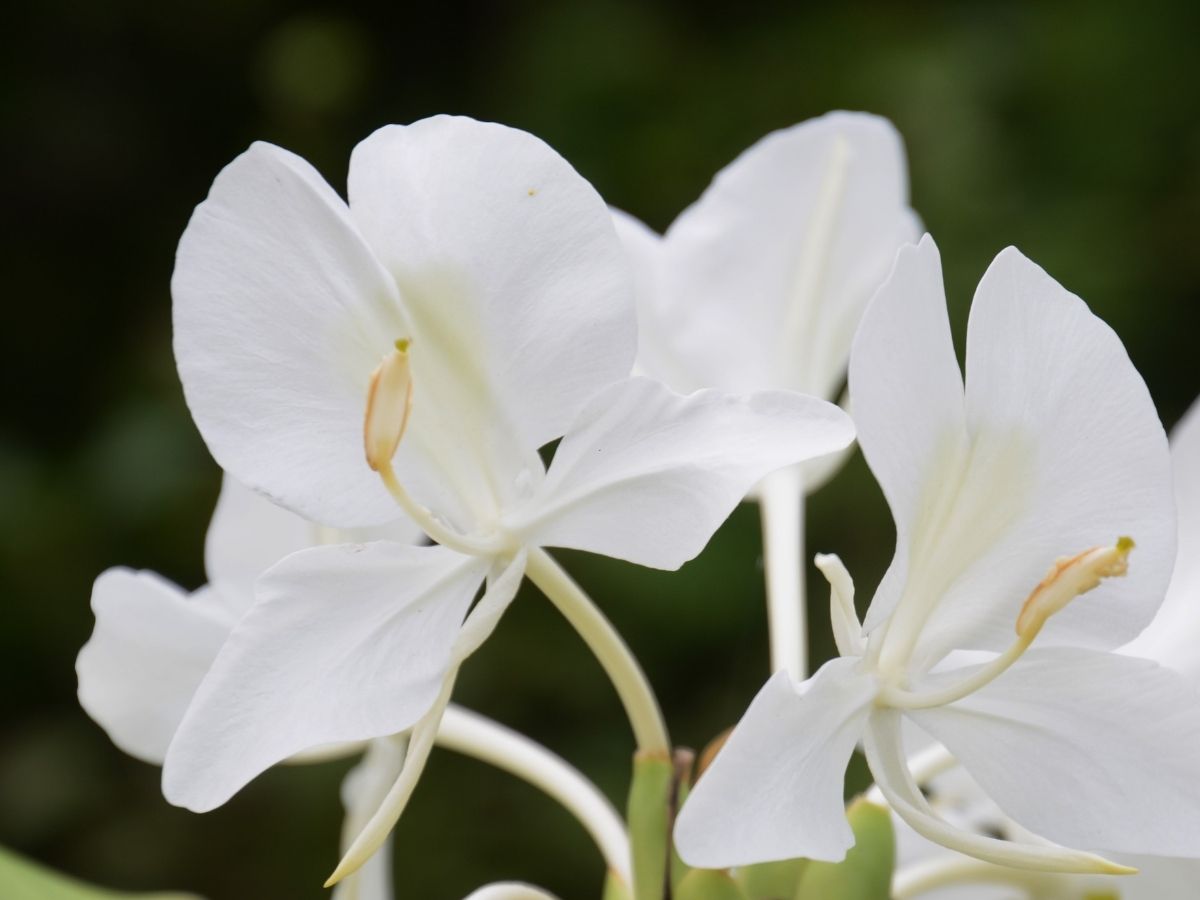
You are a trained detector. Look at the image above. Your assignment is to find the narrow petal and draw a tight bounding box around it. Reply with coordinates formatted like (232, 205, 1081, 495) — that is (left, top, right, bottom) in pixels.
(348, 117, 636, 481)
(673, 657, 876, 868)
(78, 569, 235, 765)
(1122, 396, 1200, 672)
(660, 111, 919, 397)
(173, 142, 405, 528)
(849, 235, 968, 634)
(162, 543, 488, 811)
(909, 647, 1200, 856)
(333, 736, 408, 900)
(864, 710, 1130, 874)
(509, 377, 853, 570)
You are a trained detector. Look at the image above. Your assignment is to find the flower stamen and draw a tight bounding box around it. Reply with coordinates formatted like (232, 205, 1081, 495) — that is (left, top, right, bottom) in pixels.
(364, 339, 413, 472)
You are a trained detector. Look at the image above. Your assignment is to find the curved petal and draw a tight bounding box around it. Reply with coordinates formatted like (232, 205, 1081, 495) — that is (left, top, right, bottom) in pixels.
(912, 248, 1174, 660)
(77, 569, 235, 765)
(510, 377, 854, 570)
(850, 236, 968, 635)
(173, 142, 406, 528)
(204, 475, 423, 609)
(661, 111, 918, 396)
(1122, 396, 1200, 673)
(333, 736, 408, 900)
(462, 885, 560, 900)
(162, 543, 488, 811)
(348, 117, 636, 507)
(909, 647, 1200, 856)
(673, 657, 876, 868)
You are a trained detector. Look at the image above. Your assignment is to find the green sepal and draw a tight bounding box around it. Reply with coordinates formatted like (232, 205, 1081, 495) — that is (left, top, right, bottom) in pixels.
(675, 868, 749, 900)
(602, 870, 634, 900)
(735, 858, 808, 900)
(794, 797, 894, 900)
(670, 749, 696, 892)
(627, 750, 675, 900)
(0, 845, 200, 900)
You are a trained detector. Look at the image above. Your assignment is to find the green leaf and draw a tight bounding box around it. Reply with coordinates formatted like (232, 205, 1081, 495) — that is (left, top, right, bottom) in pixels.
(794, 797, 894, 900)
(735, 858, 808, 900)
(675, 869, 748, 900)
(0, 845, 201, 900)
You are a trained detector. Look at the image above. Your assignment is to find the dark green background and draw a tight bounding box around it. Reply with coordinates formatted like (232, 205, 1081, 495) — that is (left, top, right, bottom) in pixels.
(3, 1, 1198, 897)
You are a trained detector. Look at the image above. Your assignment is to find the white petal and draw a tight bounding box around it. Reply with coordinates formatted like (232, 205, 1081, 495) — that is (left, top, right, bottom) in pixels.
(348, 116, 636, 474)
(173, 142, 404, 528)
(914, 248, 1173, 659)
(509, 377, 854, 570)
(660, 111, 919, 397)
(462, 885, 560, 900)
(1122, 396, 1200, 673)
(850, 235, 968, 634)
(162, 543, 487, 811)
(909, 647, 1200, 856)
(333, 737, 407, 900)
(673, 657, 876, 867)
(77, 569, 235, 764)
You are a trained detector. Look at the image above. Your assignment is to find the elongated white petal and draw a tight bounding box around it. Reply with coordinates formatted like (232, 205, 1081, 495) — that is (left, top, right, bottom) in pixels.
(162, 543, 488, 811)
(674, 657, 876, 867)
(511, 377, 854, 570)
(852, 236, 968, 636)
(334, 736, 408, 900)
(77, 570, 235, 765)
(864, 710, 1130, 874)
(1122, 397, 1200, 673)
(463, 885, 560, 900)
(327, 554, 528, 885)
(348, 116, 636, 481)
(660, 111, 918, 397)
(173, 142, 406, 528)
(909, 647, 1200, 856)
(912, 247, 1173, 659)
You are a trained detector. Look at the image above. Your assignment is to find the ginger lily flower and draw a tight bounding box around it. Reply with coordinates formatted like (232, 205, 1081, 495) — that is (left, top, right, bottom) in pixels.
(611, 112, 919, 679)
(165, 115, 855, 880)
(675, 236, 1200, 873)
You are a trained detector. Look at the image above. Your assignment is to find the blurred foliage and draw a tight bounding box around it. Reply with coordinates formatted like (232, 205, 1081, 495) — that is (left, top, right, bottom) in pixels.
(1, 0, 1198, 897)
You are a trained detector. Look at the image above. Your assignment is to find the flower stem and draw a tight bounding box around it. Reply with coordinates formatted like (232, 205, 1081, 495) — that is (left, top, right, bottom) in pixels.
(438, 705, 632, 886)
(892, 856, 1048, 899)
(759, 465, 807, 680)
(525, 548, 670, 755)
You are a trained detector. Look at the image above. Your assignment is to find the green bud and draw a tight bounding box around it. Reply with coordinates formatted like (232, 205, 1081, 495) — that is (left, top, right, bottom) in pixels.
(794, 797, 895, 900)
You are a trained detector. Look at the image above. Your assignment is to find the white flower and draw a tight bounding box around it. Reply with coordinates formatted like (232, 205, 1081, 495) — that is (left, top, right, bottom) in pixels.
(163, 115, 855, 877)
(675, 236, 1200, 873)
(78, 476, 417, 900)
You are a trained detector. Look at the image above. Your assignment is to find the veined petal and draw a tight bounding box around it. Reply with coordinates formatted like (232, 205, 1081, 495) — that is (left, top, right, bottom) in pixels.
(204, 474, 423, 611)
(173, 141, 408, 528)
(851, 236, 968, 635)
(674, 657, 876, 868)
(162, 543, 488, 811)
(909, 647, 1200, 856)
(509, 377, 853, 570)
(78, 569, 235, 765)
(1122, 397, 1200, 673)
(333, 736, 407, 900)
(347, 116, 636, 507)
(660, 111, 919, 397)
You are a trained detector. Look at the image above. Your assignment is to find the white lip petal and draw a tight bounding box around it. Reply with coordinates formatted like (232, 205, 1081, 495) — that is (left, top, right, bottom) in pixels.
(162, 543, 488, 811)
(908, 647, 1200, 857)
(78, 569, 235, 765)
(511, 377, 854, 570)
(673, 658, 876, 868)
(172, 141, 405, 529)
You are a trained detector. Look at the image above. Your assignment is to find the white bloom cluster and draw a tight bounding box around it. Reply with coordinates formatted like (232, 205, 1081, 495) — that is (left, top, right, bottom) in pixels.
(77, 113, 1200, 900)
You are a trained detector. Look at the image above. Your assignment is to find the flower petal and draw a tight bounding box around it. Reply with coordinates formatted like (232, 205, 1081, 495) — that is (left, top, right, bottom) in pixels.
(850, 235, 968, 635)
(77, 569, 235, 764)
(909, 647, 1200, 856)
(1121, 396, 1200, 673)
(660, 111, 919, 397)
(162, 543, 487, 811)
(462, 885, 560, 900)
(673, 657, 876, 868)
(509, 377, 854, 570)
(348, 116, 636, 471)
(914, 248, 1173, 659)
(173, 142, 405, 528)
